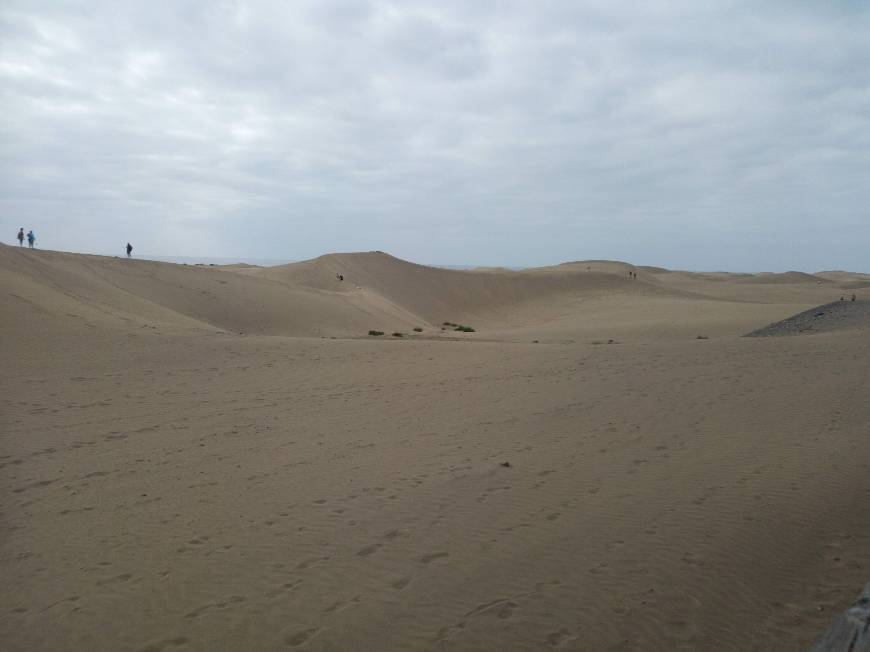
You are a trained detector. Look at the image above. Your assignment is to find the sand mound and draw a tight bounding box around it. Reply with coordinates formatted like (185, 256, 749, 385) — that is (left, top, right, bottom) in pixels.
(814, 271, 870, 290)
(738, 271, 831, 285)
(3, 244, 863, 342)
(0, 245, 420, 337)
(256, 252, 686, 326)
(0, 247, 679, 339)
(537, 259, 637, 275)
(745, 300, 870, 336)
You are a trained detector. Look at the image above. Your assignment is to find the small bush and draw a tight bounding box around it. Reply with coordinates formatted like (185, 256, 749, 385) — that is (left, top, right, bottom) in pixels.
(696, 335, 709, 340)
(454, 325, 475, 332)
(368, 330, 384, 336)
(392, 332, 403, 337)
(413, 327, 423, 332)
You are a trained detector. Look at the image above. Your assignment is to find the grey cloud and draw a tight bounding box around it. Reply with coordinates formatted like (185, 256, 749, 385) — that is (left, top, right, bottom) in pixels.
(0, 0, 868, 270)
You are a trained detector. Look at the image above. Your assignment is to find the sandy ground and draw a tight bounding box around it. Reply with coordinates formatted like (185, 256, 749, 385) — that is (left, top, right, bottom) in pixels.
(1, 245, 869, 651)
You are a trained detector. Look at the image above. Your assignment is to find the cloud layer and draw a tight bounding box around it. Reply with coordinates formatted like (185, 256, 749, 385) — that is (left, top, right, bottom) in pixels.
(1, 1, 868, 270)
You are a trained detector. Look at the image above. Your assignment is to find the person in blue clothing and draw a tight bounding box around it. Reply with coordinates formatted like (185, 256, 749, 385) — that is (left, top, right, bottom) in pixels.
(26, 230, 35, 248)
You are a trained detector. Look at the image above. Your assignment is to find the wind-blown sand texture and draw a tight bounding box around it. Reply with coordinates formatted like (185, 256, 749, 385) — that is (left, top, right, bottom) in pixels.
(1, 244, 868, 651)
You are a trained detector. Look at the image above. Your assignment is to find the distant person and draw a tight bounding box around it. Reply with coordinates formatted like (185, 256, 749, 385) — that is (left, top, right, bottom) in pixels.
(852, 293, 857, 302)
(17, 228, 24, 246)
(26, 230, 35, 248)
(126, 242, 133, 257)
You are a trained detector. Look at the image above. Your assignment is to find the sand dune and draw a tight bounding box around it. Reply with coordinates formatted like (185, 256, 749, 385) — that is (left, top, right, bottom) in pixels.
(814, 271, 870, 291)
(1, 245, 868, 651)
(3, 244, 860, 340)
(745, 300, 870, 337)
(737, 271, 832, 285)
(0, 246, 424, 338)
(254, 252, 681, 328)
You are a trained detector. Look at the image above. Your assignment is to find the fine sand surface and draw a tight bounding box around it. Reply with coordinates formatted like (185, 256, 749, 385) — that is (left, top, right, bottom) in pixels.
(1, 244, 869, 651)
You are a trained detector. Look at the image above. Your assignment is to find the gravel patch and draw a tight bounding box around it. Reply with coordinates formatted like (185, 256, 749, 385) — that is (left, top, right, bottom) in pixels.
(745, 300, 870, 337)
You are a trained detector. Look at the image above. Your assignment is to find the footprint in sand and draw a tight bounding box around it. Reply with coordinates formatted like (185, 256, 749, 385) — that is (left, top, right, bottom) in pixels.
(545, 629, 577, 647)
(465, 598, 517, 620)
(140, 636, 188, 652)
(284, 628, 319, 647)
(391, 576, 411, 590)
(97, 573, 132, 586)
(294, 556, 330, 571)
(356, 543, 381, 557)
(185, 595, 245, 620)
(435, 622, 466, 642)
(420, 552, 450, 564)
(324, 596, 361, 613)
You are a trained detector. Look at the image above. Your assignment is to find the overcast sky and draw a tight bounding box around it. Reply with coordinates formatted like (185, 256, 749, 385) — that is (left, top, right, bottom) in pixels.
(1, 1, 868, 271)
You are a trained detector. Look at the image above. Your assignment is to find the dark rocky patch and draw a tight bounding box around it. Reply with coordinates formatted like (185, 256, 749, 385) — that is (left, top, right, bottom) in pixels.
(745, 300, 870, 337)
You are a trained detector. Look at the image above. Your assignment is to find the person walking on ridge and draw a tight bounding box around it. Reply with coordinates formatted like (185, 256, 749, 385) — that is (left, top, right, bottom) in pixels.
(126, 242, 133, 257)
(17, 228, 24, 246)
(26, 230, 35, 248)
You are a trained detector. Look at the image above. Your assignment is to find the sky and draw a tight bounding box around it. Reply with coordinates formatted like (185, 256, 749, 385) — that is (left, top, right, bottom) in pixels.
(1, 1, 868, 271)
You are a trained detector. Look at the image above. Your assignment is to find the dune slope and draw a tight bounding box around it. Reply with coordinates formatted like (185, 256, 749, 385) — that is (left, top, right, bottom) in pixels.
(255, 251, 702, 327)
(0, 246, 425, 337)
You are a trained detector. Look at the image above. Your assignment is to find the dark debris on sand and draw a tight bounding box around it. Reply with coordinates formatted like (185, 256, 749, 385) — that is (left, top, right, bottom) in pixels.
(745, 300, 870, 337)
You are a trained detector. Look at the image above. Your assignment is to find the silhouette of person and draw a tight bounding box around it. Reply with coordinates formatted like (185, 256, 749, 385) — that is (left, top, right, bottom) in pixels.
(126, 242, 133, 257)
(17, 228, 24, 246)
(26, 230, 35, 248)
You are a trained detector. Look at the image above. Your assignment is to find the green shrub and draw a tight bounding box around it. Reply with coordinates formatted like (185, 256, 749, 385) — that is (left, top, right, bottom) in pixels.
(392, 332, 403, 337)
(454, 325, 475, 332)
(368, 330, 384, 336)
(413, 327, 423, 332)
